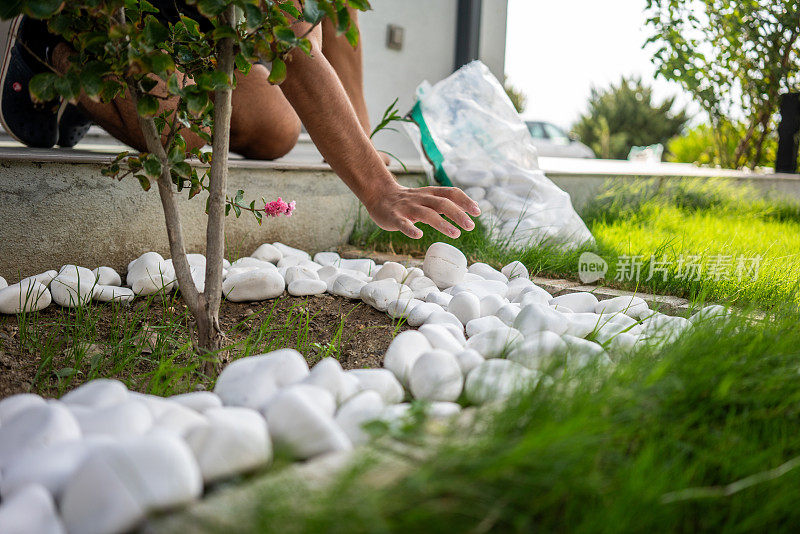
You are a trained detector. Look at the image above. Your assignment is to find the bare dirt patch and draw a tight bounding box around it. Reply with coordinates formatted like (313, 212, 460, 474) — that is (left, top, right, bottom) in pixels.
(0, 293, 404, 400)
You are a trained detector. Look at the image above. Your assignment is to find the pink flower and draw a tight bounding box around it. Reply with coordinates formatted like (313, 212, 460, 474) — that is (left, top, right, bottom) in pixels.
(264, 197, 296, 217)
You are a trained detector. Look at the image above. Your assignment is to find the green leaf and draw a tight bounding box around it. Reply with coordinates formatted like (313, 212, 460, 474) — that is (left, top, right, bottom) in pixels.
(23, 0, 63, 19)
(29, 73, 58, 103)
(148, 53, 175, 76)
(171, 161, 192, 178)
(268, 57, 287, 84)
(235, 53, 253, 74)
(168, 145, 186, 164)
(166, 74, 183, 96)
(274, 25, 297, 44)
(302, 0, 323, 22)
(347, 0, 371, 11)
(143, 155, 163, 179)
(144, 16, 170, 44)
(278, 2, 301, 19)
(196, 0, 227, 17)
(344, 22, 359, 48)
(136, 174, 152, 191)
(243, 3, 265, 29)
(209, 70, 231, 90)
(212, 26, 238, 41)
(136, 95, 160, 118)
(186, 91, 210, 115)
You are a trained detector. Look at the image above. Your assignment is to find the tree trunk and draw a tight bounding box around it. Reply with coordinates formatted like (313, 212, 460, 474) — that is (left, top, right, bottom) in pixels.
(197, 5, 237, 363)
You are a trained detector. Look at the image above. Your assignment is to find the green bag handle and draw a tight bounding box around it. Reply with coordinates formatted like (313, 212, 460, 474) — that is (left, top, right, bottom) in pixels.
(408, 101, 453, 187)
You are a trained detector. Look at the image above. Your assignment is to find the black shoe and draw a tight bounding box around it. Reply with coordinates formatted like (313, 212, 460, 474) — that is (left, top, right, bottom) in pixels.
(57, 103, 92, 148)
(0, 16, 75, 148)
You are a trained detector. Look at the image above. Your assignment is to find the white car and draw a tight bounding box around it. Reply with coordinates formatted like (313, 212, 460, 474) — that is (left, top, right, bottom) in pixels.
(525, 121, 596, 158)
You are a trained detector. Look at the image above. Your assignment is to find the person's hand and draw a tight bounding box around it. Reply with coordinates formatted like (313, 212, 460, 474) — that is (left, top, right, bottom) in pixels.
(363, 184, 482, 239)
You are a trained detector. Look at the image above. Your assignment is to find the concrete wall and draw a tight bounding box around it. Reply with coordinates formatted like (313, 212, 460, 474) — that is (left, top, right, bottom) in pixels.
(359, 0, 508, 162)
(0, 153, 422, 279)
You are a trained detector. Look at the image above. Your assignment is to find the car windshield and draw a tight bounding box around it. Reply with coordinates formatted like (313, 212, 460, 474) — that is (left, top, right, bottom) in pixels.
(527, 122, 546, 139)
(543, 123, 570, 144)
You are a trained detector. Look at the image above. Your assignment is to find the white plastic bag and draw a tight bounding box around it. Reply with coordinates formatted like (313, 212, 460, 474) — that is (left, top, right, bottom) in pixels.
(405, 61, 594, 249)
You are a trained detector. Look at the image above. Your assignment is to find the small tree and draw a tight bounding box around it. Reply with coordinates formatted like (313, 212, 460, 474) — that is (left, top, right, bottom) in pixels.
(503, 77, 527, 114)
(572, 77, 688, 160)
(645, 0, 800, 169)
(5, 0, 369, 367)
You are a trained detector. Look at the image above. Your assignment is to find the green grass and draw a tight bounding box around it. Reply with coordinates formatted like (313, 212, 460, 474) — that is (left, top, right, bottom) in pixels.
(12, 294, 361, 398)
(351, 178, 800, 308)
(232, 307, 800, 533)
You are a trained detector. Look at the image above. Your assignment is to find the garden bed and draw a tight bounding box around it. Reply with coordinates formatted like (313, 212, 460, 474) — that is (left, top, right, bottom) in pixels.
(0, 294, 402, 400)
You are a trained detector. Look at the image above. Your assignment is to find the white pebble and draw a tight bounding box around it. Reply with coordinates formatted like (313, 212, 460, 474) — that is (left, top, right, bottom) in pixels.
(303, 357, 361, 406)
(373, 261, 407, 283)
(360, 279, 413, 312)
(61, 379, 128, 408)
(418, 323, 464, 353)
(223, 268, 285, 302)
(464, 360, 536, 405)
(501, 261, 529, 280)
(386, 298, 422, 319)
(330, 274, 367, 299)
(334, 390, 385, 445)
(409, 350, 463, 402)
(595, 296, 649, 318)
(92, 285, 135, 303)
(383, 330, 432, 386)
(514, 302, 568, 336)
(454, 348, 484, 375)
(347, 369, 405, 405)
(0, 281, 52, 314)
(288, 279, 328, 296)
(169, 391, 223, 413)
(0, 394, 46, 425)
(251, 243, 283, 263)
(214, 349, 309, 410)
(0, 404, 82, 471)
(448, 292, 481, 325)
(0, 484, 65, 534)
(93, 266, 122, 287)
(507, 331, 568, 370)
(465, 327, 523, 358)
(422, 242, 468, 289)
(272, 242, 311, 261)
(313, 251, 341, 266)
(550, 292, 599, 313)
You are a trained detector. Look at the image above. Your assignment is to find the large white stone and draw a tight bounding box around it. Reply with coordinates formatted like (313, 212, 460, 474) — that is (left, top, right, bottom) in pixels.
(0, 275, 5, 289)
(517, 286, 553, 307)
(405, 302, 444, 327)
(480, 294, 507, 317)
(454, 348, 484, 375)
(71, 401, 153, 438)
(334, 390, 385, 445)
(0, 404, 81, 470)
(252, 243, 283, 263)
(313, 251, 341, 266)
(151, 404, 208, 437)
(60, 433, 202, 534)
(383, 330, 432, 386)
(277, 255, 302, 269)
(223, 268, 285, 302)
(264, 386, 351, 460)
(409, 350, 463, 402)
(347, 369, 404, 404)
(422, 242, 467, 289)
(339, 258, 377, 276)
(418, 324, 464, 353)
(550, 292, 599, 313)
(562, 335, 612, 370)
(214, 349, 309, 410)
(92, 285, 135, 303)
(514, 303, 568, 336)
(423, 311, 463, 330)
(19, 270, 58, 287)
(272, 242, 311, 261)
(317, 265, 340, 289)
(563, 312, 604, 338)
(0, 484, 65, 534)
(407, 276, 439, 300)
(302, 357, 361, 405)
(185, 406, 272, 484)
(58, 265, 97, 285)
(330, 274, 367, 299)
(288, 279, 328, 296)
(465, 327, 523, 359)
(450, 279, 509, 300)
(0, 394, 46, 425)
(402, 267, 425, 284)
(464, 360, 537, 405)
(501, 261, 529, 281)
(386, 298, 422, 319)
(448, 291, 481, 325)
(465, 315, 506, 337)
(468, 263, 507, 283)
(425, 290, 452, 308)
(507, 331, 568, 370)
(284, 265, 319, 286)
(0, 437, 110, 499)
(0, 281, 51, 314)
(93, 266, 122, 287)
(168, 391, 223, 413)
(50, 275, 95, 308)
(373, 261, 407, 283)
(61, 378, 128, 408)
(506, 277, 535, 302)
(495, 303, 521, 326)
(360, 279, 413, 312)
(127, 252, 177, 296)
(689, 304, 729, 324)
(595, 296, 649, 318)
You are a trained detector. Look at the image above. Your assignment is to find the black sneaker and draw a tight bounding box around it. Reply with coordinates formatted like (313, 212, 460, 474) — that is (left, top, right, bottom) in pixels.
(0, 16, 81, 148)
(57, 103, 92, 148)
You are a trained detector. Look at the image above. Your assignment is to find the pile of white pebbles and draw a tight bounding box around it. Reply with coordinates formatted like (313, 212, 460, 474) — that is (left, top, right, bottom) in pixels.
(0, 242, 727, 534)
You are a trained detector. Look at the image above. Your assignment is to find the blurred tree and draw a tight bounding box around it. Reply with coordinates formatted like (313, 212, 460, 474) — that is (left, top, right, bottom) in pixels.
(645, 0, 800, 169)
(503, 77, 527, 114)
(667, 122, 778, 168)
(572, 77, 689, 160)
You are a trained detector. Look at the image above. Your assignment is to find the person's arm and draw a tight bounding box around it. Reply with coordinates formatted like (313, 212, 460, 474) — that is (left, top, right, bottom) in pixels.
(278, 21, 480, 239)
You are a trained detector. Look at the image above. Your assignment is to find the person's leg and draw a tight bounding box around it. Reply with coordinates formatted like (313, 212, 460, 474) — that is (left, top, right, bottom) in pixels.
(321, 7, 370, 135)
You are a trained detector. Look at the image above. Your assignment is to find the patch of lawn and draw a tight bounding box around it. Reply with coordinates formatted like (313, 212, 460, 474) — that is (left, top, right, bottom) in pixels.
(351, 178, 800, 308)
(241, 307, 800, 533)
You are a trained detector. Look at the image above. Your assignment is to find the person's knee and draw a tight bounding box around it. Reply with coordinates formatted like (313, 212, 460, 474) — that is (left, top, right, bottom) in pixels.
(234, 118, 301, 160)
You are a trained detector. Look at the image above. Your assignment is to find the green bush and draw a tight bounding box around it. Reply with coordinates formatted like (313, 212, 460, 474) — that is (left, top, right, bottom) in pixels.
(667, 123, 778, 169)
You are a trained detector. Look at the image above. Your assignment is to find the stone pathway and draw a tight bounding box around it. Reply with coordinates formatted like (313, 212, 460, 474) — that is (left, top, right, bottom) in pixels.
(0, 241, 728, 534)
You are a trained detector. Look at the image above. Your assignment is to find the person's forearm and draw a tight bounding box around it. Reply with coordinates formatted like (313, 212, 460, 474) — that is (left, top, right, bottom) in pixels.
(279, 42, 393, 208)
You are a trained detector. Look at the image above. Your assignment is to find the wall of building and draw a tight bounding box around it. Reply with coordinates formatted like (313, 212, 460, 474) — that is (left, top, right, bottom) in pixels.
(358, 0, 508, 161)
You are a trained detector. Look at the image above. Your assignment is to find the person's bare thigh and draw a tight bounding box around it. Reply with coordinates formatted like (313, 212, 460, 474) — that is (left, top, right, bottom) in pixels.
(229, 63, 301, 160)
